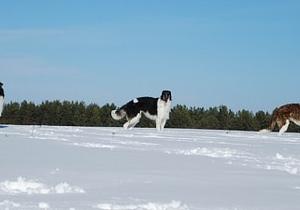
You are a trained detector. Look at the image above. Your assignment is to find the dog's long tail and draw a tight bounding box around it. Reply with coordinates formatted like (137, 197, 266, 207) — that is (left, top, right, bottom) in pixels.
(259, 108, 278, 133)
(111, 108, 126, 120)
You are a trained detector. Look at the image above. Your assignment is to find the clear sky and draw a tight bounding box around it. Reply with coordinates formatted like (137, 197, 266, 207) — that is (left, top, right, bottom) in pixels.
(1, 0, 299, 112)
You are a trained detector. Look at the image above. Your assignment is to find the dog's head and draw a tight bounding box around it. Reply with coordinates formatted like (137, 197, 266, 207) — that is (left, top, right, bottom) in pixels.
(160, 90, 172, 102)
(0, 82, 3, 86)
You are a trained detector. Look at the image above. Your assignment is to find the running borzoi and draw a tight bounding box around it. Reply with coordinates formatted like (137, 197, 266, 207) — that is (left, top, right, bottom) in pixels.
(259, 103, 300, 135)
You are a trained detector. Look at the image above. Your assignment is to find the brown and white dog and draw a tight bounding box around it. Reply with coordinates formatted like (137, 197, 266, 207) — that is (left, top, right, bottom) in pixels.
(259, 103, 300, 135)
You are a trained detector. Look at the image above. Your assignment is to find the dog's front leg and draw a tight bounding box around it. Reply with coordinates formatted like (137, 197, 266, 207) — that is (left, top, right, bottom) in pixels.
(156, 118, 162, 131)
(160, 119, 167, 131)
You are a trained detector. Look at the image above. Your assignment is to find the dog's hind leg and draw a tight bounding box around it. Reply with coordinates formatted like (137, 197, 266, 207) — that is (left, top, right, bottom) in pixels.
(124, 113, 141, 130)
(279, 119, 290, 135)
(123, 122, 130, 129)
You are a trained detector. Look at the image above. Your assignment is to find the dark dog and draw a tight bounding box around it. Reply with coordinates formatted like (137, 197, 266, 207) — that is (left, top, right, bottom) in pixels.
(0, 82, 4, 117)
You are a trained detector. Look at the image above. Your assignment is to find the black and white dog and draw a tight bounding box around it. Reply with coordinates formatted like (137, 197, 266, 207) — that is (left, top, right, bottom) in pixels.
(111, 90, 172, 130)
(0, 82, 4, 117)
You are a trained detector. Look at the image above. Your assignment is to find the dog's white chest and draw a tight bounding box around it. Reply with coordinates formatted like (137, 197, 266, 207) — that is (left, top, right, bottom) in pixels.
(157, 99, 171, 119)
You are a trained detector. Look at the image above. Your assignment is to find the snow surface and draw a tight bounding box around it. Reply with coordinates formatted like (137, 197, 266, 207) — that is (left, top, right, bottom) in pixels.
(0, 125, 300, 210)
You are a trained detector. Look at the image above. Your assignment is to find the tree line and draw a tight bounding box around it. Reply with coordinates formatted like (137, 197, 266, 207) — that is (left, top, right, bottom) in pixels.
(0, 100, 299, 132)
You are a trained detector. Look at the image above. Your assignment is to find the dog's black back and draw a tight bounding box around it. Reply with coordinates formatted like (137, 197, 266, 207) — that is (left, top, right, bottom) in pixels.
(120, 97, 158, 119)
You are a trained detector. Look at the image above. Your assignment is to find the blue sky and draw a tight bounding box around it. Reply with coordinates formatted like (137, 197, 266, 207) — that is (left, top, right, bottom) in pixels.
(1, 0, 299, 111)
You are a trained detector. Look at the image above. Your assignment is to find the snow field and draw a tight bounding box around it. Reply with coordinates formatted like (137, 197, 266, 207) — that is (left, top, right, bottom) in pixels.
(1, 125, 300, 209)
